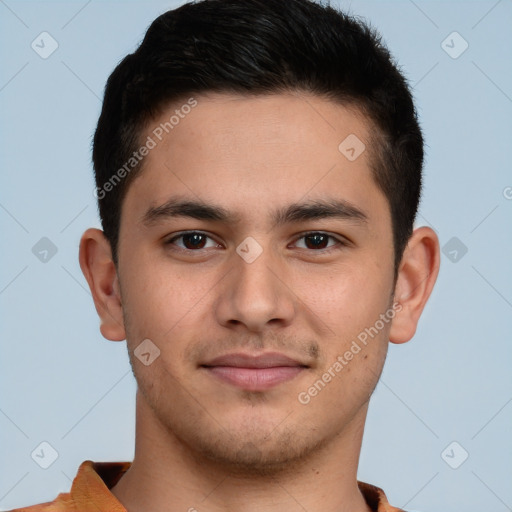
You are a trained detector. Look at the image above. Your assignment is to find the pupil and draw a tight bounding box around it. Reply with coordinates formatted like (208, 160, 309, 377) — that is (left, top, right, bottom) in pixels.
(306, 234, 328, 249)
(184, 233, 206, 249)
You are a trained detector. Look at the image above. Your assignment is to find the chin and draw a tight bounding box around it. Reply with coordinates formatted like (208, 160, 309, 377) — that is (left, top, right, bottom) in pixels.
(176, 418, 330, 477)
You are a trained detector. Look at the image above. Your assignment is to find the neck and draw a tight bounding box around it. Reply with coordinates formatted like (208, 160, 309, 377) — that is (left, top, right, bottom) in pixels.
(111, 390, 372, 512)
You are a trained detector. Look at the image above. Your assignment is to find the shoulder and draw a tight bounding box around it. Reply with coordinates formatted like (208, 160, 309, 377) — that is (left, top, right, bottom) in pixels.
(358, 480, 407, 512)
(6, 460, 130, 512)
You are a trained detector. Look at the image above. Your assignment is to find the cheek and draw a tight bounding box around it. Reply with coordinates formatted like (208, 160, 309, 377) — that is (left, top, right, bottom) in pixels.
(119, 253, 217, 353)
(292, 259, 393, 399)
(291, 259, 393, 336)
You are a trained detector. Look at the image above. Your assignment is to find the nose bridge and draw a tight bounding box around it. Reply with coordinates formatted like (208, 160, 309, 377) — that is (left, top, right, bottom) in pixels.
(236, 246, 277, 301)
(215, 238, 295, 331)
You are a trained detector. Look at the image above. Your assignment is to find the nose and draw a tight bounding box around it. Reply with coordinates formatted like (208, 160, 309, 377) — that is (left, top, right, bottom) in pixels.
(214, 244, 296, 333)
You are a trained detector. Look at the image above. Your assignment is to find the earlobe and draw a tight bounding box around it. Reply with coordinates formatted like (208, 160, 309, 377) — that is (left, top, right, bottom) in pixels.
(79, 228, 126, 342)
(389, 226, 440, 344)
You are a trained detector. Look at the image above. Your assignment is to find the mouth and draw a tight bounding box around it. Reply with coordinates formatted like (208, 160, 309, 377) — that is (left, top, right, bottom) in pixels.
(200, 352, 309, 391)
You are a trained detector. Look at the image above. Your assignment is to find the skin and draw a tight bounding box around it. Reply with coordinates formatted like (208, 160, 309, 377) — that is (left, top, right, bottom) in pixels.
(80, 92, 439, 512)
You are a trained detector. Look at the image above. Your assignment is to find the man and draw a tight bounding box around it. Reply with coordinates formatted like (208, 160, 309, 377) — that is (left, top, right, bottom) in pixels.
(11, 0, 439, 510)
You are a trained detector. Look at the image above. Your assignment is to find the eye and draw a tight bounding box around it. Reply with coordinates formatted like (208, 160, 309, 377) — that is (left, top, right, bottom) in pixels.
(166, 231, 220, 251)
(293, 232, 344, 251)
(165, 231, 346, 254)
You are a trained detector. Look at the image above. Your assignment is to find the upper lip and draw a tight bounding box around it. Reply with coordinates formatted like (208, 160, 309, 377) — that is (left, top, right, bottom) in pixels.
(201, 352, 308, 369)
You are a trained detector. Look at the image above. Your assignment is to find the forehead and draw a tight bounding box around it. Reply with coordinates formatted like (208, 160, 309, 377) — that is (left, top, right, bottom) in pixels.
(122, 92, 387, 227)
(152, 92, 371, 163)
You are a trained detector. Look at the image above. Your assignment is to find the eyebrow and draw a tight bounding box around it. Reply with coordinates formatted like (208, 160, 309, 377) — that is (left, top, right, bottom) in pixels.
(142, 196, 368, 228)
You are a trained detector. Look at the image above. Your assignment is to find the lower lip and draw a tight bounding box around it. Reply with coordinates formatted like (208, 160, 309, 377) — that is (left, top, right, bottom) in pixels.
(204, 366, 304, 391)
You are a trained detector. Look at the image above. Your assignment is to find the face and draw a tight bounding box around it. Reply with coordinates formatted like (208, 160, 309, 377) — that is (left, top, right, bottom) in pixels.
(115, 92, 396, 473)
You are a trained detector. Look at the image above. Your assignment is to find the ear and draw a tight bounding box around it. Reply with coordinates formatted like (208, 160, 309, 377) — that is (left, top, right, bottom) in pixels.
(389, 226, 440, 344)
(79, 228, 126, 341)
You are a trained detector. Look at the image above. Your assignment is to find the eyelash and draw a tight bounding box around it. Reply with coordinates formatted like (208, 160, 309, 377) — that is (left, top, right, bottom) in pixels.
(165, 231, 347, 254)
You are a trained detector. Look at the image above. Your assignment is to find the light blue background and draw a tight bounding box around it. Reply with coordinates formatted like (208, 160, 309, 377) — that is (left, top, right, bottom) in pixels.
(1, 1, 511, 511)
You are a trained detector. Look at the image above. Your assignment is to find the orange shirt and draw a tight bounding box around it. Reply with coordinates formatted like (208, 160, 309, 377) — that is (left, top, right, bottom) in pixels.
(9, 460, 405, 511)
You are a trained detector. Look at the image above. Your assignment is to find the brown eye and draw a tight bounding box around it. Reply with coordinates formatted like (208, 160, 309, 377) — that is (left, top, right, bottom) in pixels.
(304, 233, 330, 249)
(295, 232, 340, 251)
(182, 233, 207, 249)
(167, 232, 218, 250)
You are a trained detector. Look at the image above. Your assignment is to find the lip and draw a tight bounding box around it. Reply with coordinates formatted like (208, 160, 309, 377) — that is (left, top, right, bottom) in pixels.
(201, 352, 308, 391)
